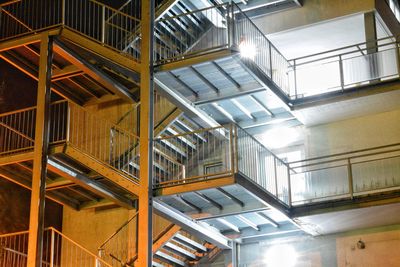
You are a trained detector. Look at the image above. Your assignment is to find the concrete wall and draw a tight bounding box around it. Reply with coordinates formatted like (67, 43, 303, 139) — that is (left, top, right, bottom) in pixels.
(237, 224, 400, 267)
(253, 0, 375, 34)
(303, 108, 400, 157)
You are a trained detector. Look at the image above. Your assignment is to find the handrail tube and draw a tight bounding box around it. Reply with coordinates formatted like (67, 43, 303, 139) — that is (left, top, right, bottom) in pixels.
(289, 142, 400, 165)
(291, 41, 398, 68)
(98, 211, 139, 249)
(289, 35, 399, 62)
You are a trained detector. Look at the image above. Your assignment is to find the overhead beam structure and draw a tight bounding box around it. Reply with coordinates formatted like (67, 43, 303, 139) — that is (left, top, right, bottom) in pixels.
(154, 201, 232, 249)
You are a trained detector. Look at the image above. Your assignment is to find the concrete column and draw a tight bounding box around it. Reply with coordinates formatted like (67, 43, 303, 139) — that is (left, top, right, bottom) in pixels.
(27, 34, 53, 267)
(364, 11, 379, 79)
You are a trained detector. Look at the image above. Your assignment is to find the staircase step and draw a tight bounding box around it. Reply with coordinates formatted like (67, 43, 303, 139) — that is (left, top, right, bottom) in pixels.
(173, 233, 207, 252)
(154, 251, 186, 266)
(152, 261, 166, 267)
(164, 242, 197, 260)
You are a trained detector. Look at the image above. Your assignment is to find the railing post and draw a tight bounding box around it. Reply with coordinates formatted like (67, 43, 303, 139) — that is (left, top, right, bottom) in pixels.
(61, 0, 65, 25)
(269, 43, 273, 79)
(230, 124, 236, 174)
(396, 42, 400, 76)
(287, 166, 292, 207)
(66, 102, 71, 143)
(49, 229, 55, 267)
(231, 2, 236, 47)
(273, 157, 278, 198)
(339, 55, 345, 90)
(293, 59, 298, 98)
(101, 5, 106, 44)
(347, 158, 354, 199)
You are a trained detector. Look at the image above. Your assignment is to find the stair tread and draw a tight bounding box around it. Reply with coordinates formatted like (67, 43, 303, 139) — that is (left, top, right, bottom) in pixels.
(173, 233, 207, 252)
(155, 251, 186, 266)
(164, 241, 197, 260)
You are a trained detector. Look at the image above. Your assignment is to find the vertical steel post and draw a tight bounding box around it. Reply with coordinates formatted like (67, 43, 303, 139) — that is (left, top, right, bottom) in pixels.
(347, 158, 354, 199)
(338, 55, 345, 90)
(27, 34, 53, 267)
(231, 241, 238, 267)
(287, 165, 292, 207)
(49, 229, 55, 267)
(274, 157, 278, 198)
(138, 0, 154, 266)
(396, 42, 400, 76)
(61, 0, 65, 25)
(293, 59, 298, 98)
(101, 5, 106, 44)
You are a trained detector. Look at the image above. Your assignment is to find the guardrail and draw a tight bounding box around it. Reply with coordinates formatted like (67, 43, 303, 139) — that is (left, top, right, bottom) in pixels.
(153, 123, 291, 206)
(0, 0, 140, 60)
(289, 36, 400, 98)
(98, 212, 138, 267)
(0, 101, 68, 156)
(0, 228, 111, 267)
(0, 100, 140, 181)
(289, 143, 400, 205)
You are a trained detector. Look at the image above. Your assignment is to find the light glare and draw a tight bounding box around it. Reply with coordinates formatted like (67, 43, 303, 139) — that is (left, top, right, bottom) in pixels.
(264, 244, 298, 267)
(239, 42, 256, 59)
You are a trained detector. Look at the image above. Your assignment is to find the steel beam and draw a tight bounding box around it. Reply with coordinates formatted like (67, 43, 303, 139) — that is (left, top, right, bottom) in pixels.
(194, 191, 223, 210)
(0, 51, 85, 105)
(216, 218, 240, 233)
(256, 212, 279, 228)
(190, 66, 220, 94)
(153, 201, 231, 249)
(0, 167, 80, 210)
(175, 195, 202, 213)
(47, 159, 135, 209)
(53, 40, 138, 102)
(137, 0, 155, 266)
(155, 77, 220, 129)
(216, 188, 244, 207)
(27, 34, 53, 267)
(236, 215, 259, 231)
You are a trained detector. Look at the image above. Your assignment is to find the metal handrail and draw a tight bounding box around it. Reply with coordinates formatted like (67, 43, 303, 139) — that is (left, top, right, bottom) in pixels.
(289, 36, 399, 66)
(98, 211, 139, 250)
(289, 143, 400, 167)
(232, 2, 291, 65)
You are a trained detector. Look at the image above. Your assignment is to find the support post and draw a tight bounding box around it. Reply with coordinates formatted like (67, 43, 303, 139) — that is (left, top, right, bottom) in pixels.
(27, 34, 53, 267)
(231, 241, 238, 267)
(338, 55, 345, 90)
(364, 12, 378, 80)
(137, 0, 155, 266)
(347, 158, 354, 199)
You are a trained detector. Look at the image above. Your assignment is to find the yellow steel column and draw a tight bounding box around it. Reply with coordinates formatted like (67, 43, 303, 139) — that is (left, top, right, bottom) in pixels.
(138, 0, 155, 266)
(27, 34, 53, 267)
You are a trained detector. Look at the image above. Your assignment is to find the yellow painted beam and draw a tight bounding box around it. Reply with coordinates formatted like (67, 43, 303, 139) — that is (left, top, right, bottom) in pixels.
(0, 151, 34, 165)
(154, 176, 236, 196)
(60, 28, 141, 74)
(0, 29, 60, 52)
(155, 49, 236, 72)
(63, 144, 140, 197)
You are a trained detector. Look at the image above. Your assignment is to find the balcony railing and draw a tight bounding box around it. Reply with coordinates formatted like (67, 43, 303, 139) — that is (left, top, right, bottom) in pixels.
(0, 228, 111, 267)
(154, 124, 400, 207)
(153, 124, 291, 206)
(0, 100, 140, 182)
(289, 143, 400, 205)
(289, 36, 400, 98)
(0, 0, 141, 60)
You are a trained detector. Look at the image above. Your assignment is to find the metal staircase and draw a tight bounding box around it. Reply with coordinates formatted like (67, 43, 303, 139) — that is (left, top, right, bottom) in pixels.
(98, 213, 223, 267)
